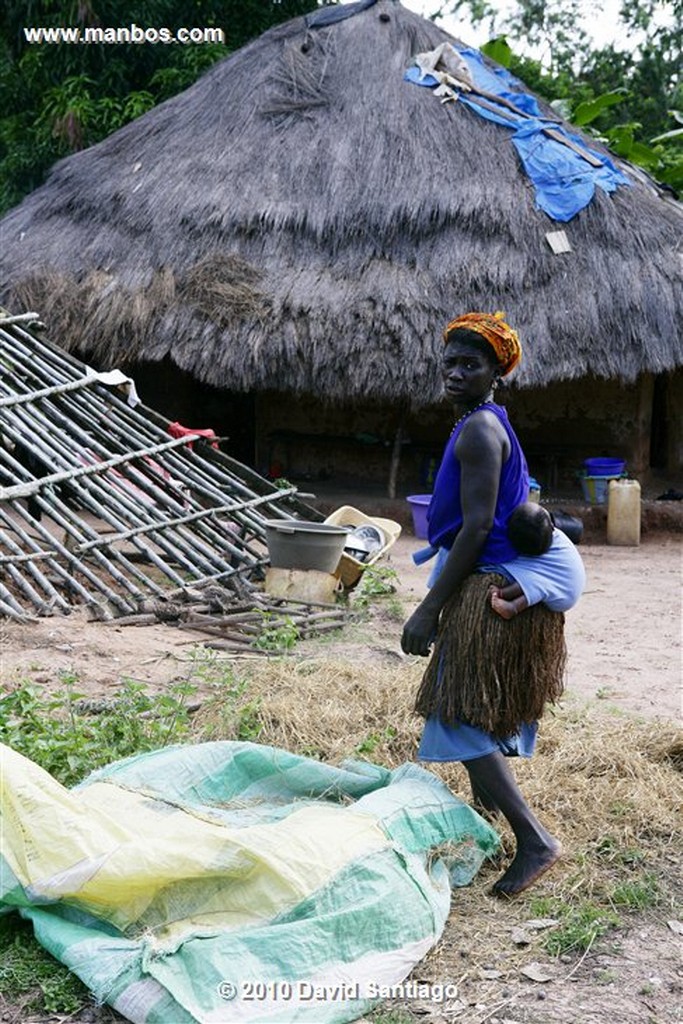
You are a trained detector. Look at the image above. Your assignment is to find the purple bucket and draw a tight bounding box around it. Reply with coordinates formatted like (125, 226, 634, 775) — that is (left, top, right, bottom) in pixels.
(584, 457, 626, 477)
(406, 494, 431, 539)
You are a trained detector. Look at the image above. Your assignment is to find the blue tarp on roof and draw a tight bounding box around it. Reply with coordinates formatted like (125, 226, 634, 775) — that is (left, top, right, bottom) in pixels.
(405, 47, 631, 222)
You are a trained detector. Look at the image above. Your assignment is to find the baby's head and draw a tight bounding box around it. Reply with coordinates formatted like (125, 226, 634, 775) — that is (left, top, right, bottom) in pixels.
(508, 502, 553, 556)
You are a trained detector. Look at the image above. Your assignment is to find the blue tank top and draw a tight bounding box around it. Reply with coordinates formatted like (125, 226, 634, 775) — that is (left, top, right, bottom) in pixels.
(426, 403, 529, 564)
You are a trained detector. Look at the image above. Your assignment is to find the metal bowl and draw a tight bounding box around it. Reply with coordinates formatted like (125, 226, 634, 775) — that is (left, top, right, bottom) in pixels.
(342, 524, 385, 562)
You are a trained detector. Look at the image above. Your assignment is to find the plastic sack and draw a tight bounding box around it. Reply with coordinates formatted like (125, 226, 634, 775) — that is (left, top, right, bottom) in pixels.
(1, 741, 499, 1023)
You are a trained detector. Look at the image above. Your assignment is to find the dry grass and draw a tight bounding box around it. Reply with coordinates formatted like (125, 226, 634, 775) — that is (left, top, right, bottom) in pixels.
(193, 655, 424, 764)
(193, 654, 683, 913)
(192, 652, 683, 1022)
(3, 3, 681, 402)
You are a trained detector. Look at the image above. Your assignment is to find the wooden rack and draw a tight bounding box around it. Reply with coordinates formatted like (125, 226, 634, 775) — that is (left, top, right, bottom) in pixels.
(0, 313, 350, 642)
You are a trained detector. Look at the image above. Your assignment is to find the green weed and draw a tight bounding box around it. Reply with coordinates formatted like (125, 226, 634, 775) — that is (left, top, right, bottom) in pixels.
(186, 666, 263, 743)
(236, 700, 263, 741)
(384, 595, 405, 621)
(596, 686, 615, 700)
(354, 565, 400, 609)
(0, 672, 196, 786)
(527, 895, 556, 918)
(608, 873, 659, 911)
(547, 903, 619, 956)
(527, 895, 620, 956)
(0, 918, 87, 1014)
(254, 612, 300, 652)
(299, 744, 325, 760)
(609, 800, 635, 818)
(595, 837, 646, 866)
(355, 726, 398, 757)
(369, 1011, 417, 1024)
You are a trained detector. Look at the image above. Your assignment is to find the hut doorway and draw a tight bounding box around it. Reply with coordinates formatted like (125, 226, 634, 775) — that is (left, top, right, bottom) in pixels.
(123, 357, 257, 466)
(650, 373, 668, 469)
(650, 369, 683, 476)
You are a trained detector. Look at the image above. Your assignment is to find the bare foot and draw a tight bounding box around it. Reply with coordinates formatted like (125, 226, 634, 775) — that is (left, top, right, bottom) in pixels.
(490, 591, 517, 620)
(490, 838, 562, 897)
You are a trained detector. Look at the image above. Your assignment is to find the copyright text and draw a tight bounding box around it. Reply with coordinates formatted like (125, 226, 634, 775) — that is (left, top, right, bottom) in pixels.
(217, 979, 459, 1003)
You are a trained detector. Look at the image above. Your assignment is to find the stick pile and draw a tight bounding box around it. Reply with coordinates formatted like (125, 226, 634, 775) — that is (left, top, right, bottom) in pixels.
(0, 312, 349, 642)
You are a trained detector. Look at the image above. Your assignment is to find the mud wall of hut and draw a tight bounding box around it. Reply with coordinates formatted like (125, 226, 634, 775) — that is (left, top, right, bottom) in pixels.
(104, 360, 680, 496)
(114, 357, 257, 467)
(507, 370, 681, 486)
(255, 373, 680, 497)
(505, 374, 652, 488)
(254, 391, 431, 491)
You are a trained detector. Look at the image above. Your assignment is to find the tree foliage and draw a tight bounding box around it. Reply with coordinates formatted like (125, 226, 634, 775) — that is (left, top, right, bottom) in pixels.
(453, 0, 683, 193)
(0, 0, 323, 214)
(1, 0, 681, 214)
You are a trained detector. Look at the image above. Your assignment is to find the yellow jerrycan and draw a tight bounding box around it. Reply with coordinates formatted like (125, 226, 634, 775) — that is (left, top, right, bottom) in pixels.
(607, 479, 641, 545)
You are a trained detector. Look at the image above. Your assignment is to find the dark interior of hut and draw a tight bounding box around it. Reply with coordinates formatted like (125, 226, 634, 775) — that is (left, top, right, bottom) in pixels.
(115, 357, 681, 508)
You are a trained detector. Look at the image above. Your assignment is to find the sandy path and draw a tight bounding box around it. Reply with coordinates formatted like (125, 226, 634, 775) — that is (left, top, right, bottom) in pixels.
(388, 533, 682, 723)
(1, 535, 680, 724)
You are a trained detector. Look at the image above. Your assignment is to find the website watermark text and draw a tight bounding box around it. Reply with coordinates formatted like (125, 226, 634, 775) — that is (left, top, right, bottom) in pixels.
(23, 25, 225, 46)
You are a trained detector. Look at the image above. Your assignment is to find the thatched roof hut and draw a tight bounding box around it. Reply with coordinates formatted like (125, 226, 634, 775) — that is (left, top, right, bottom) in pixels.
(1, 0, 681, 483)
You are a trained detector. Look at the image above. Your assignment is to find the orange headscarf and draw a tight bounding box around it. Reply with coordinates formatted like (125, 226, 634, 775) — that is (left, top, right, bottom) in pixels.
(443, 311, 522, 376)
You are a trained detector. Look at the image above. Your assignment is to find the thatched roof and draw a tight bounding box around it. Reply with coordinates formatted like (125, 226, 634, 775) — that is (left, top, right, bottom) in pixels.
(0, 0, 681, 404)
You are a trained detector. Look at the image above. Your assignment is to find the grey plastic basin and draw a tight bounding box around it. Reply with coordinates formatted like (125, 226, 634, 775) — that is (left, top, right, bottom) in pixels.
(263, 520, 349, 573)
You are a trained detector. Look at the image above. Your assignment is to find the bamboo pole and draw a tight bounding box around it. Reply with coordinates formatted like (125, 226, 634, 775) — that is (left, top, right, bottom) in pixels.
(8, 390, 240, 580)
(37, 375, 275, 563)
(72, 381, 303, 525)
(0, 524, 69, 611)
(0, 319, 332, 619)
(0, 453, 168, 602)
(9, 501, 135, 614)
(0, 535, 49, 609)
(0, 501, 111, 612)
(3, 386, 229, 584)
(0, 438, 160, 608)
(0, 549, 52, 563)
(0, 373, 101, 408)
(0, 431, 203, 500)
(75, 487, 298, 552)
(441, 75, 605, 168)
(0, 591, 32, 619)
(388, 421, 404, 500)
(0, 312, 41, 326)
(0, 411, 188, 590)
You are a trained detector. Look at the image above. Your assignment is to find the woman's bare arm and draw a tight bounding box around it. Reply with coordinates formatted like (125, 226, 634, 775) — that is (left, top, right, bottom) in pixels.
(400, 413, 506, 656)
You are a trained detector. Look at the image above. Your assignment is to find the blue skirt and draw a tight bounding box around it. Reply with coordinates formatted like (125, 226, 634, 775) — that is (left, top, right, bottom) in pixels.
(418, 716, 538, 763)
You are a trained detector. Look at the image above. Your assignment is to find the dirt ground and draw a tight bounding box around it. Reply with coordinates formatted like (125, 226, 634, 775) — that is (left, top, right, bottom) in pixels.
(1, 531, 681, 1024)
(2, 532, 680, 723)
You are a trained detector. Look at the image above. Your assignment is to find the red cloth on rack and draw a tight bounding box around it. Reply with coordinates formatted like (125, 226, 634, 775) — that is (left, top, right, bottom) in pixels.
(167, 421, 219, 450)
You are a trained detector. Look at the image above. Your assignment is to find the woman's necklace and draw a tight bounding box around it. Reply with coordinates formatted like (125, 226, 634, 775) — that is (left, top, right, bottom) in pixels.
(451, 400, 492, 435)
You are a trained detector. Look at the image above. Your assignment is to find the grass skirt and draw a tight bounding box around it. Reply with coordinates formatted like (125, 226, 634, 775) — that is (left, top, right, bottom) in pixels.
(414, 573, 567, 740)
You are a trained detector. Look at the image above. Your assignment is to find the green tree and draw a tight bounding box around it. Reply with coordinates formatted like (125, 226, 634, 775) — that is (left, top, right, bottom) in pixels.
(445, 0, 682, 192)
(0, 0, 325, 214)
